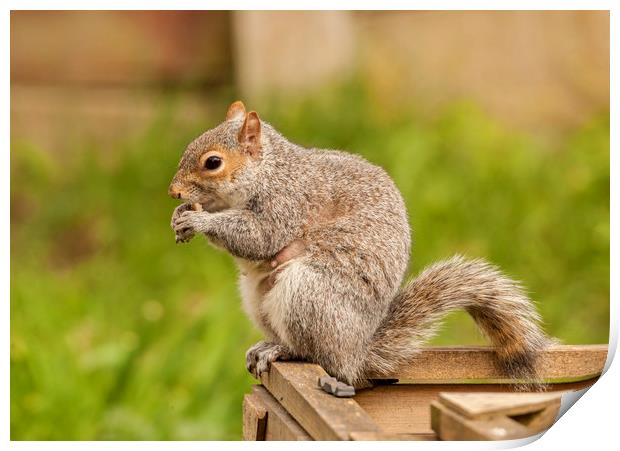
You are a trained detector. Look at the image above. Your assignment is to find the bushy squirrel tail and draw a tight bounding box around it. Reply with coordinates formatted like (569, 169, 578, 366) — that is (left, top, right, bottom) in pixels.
(365, 255, 551, 389)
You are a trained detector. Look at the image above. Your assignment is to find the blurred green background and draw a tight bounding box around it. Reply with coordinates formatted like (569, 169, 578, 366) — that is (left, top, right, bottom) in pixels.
(11, 11, 609, 440)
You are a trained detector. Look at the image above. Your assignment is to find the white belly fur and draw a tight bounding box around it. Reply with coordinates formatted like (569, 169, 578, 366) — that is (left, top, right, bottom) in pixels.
(236, 258, 270, 335)
(236, 257, 308, 347)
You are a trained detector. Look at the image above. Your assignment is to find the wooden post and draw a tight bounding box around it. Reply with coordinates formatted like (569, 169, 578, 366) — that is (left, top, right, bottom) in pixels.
(232, 11, 355, 101)
(242, 390, 267, 440)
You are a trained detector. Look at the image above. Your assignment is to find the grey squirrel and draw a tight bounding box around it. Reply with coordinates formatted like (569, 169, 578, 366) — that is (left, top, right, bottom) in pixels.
(169, 101, 550, 389)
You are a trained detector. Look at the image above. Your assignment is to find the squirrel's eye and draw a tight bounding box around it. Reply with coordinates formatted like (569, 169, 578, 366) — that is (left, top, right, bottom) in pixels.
(204, 155, 223, 171)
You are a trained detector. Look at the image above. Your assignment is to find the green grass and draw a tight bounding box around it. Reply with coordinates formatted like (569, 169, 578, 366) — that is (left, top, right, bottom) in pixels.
(10, 87, 609, 439)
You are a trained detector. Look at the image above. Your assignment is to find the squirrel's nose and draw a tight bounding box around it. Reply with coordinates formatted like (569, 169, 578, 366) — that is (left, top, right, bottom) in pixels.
(168, 184, 183, 199)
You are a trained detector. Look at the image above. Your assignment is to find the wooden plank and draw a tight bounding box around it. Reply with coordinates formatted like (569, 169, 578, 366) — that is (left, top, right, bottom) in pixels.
(251, 385, 312, 441)
(515, 404, 560, 431)
(253, 345, 605, 439)
(431, 392, 561, 440)
(350, 431, 437, 441)
(367, 345, 607, 383)
(431, 402, 533, 440)
(242, 391, 267, 440)
(438, 392, 562, 419)
(354, 379, 595, 435)
(260, 361, 381, 440)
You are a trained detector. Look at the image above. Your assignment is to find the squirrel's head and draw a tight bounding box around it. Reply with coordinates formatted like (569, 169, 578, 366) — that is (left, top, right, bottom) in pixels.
(168, 101, 264, 212)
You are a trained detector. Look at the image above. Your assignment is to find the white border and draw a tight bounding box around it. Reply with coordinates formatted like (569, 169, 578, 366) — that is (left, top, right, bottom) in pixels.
(3, 2, 616, 450)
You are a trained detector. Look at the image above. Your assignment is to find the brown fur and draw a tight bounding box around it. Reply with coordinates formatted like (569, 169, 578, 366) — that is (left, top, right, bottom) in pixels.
(366, 256, 551, 389)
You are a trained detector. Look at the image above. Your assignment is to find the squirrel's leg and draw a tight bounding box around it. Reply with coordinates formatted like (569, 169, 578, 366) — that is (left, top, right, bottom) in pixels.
(173, 208, 302, 261)
(264, 259, 375, 388)
(245, 341, 294, 379)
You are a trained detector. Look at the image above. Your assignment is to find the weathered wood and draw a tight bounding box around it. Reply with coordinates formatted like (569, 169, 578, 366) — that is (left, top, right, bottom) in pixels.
(367, 345, 607, 383)
(242, 391, 267, 440)
(350, 431, 437, 441)
(432, 403, 531, 440)
(260, 361, 381, 440)
(515, 404, 560, 431)
(251, 385, 312, 441)
(437, 392, 562, 419)
(431, 392, 561, 440)
(250, 344, 606, 440)
(354, 379, 595, 435)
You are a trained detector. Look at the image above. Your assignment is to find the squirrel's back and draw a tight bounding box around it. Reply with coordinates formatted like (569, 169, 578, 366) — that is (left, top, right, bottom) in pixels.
(275, 141, 412, 299)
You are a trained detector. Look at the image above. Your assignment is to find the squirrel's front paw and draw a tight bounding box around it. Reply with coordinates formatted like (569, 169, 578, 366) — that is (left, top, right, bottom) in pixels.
(245, 341, 290, 379)
(175, 227, 195, 244)
(173, 210, 210, 242)
(171, 203, 194, 243)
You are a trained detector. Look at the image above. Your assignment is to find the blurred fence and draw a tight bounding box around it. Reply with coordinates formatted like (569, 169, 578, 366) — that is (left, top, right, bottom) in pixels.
(11, 10, 610, 150)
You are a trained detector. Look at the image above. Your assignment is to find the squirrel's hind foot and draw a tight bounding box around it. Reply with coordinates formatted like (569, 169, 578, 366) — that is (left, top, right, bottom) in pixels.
(245, 341, 291, 379)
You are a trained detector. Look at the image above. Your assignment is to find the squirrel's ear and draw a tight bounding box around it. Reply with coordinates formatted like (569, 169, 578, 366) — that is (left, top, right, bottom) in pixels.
(238, 111, 261, 156)
(226, 100, 246, 121)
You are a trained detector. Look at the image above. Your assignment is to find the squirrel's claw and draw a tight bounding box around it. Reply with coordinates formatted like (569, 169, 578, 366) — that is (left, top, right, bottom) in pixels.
(171, 203, 196, 243)
(170, 203, 193, 229)
(175, 228, 194, 244)
(245, 341, 290, 379)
